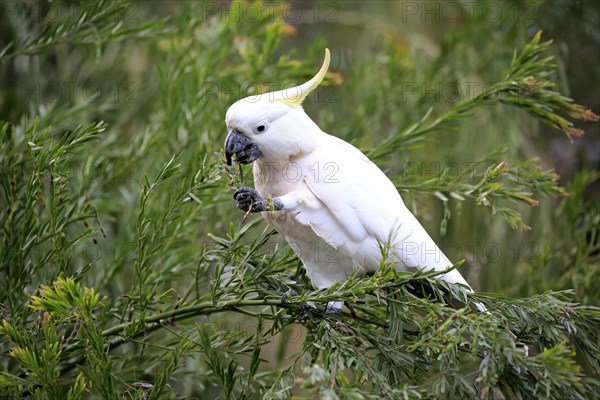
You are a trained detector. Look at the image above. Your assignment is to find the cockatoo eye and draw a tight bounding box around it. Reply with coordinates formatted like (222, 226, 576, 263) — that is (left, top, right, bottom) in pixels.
(253, 121, 268, 134)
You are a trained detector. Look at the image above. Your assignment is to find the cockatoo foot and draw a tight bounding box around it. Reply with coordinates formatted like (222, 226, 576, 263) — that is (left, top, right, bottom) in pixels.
(281, 289, 313, 313)
(281, 290, 343, 316)
(233, 187, 283, 213)
(281, 288, 298, 304)
(234, 186, 266, 212)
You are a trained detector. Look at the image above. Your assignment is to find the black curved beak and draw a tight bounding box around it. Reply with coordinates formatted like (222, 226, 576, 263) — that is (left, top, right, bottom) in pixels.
(224, 130, 262, 166)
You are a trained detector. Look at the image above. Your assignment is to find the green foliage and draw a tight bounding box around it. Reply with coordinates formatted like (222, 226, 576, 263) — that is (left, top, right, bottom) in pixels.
(0, 0, 165, 61)
(517, 171, 600, 306)
(0, 1, 599, 399)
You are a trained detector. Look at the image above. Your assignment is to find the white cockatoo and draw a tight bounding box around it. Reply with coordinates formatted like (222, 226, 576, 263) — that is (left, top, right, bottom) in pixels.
(225, 49, 480, 310)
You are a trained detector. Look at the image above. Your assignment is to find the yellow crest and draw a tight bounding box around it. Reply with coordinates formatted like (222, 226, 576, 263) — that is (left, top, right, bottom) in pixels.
(276, 49, 330, 107)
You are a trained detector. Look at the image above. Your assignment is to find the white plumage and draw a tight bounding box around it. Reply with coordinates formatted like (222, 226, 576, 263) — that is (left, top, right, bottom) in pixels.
(224, 49, 478, 309)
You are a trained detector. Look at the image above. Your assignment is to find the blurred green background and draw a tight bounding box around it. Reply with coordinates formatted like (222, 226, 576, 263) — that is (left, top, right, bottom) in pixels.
(3, 0, 597, 295)
(1, 0, 599, 397)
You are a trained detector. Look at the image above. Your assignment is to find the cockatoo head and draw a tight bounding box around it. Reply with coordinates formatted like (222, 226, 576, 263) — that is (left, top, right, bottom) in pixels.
(225, 49, 330, 165)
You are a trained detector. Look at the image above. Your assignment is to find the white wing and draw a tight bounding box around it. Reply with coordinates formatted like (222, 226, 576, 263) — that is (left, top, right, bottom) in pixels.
(294, 133, 472, 289)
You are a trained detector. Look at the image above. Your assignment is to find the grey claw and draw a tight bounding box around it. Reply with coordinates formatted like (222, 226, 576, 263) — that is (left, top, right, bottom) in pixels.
(233, 187, 283, 213)
(281, 289, 314, 314)
(233, 187, 264, 212)
(281, 289, 298, 304)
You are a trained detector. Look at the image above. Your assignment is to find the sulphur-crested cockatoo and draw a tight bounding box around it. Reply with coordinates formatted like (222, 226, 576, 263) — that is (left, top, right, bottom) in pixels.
(225, 49, 480, 310)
